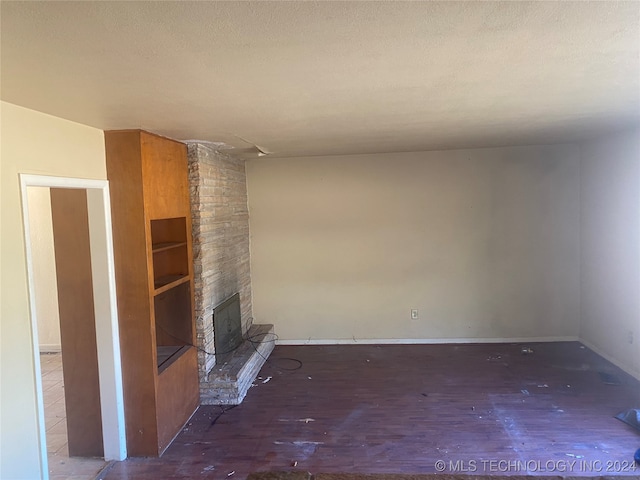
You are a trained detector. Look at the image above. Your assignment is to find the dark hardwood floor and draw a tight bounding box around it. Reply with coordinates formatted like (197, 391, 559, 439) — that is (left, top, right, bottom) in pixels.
(102, 342, 640, 478)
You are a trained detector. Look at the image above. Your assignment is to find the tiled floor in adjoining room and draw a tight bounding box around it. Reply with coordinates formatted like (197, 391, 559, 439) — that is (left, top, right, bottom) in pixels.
(40, 352, 109, 480)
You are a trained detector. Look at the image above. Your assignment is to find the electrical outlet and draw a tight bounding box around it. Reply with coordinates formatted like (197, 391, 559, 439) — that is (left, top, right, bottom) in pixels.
(628, 331, 634, 344)
(411, 309, 419, 320)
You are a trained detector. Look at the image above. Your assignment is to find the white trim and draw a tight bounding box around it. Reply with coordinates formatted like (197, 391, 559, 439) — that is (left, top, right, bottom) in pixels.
(20, 180, 49, 480)
(20, 174, 108, 190)
(277, 336, 579, 345)
(579, 338, 640, 381)
(20, 174, 127, 480)
(86, 188, 127, 461)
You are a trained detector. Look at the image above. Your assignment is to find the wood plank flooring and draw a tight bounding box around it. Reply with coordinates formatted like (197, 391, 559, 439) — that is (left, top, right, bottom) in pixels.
(102, 342, 640, 479)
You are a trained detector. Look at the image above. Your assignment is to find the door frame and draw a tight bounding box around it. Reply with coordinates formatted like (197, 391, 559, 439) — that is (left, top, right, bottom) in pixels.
(20, 174, 127, 479)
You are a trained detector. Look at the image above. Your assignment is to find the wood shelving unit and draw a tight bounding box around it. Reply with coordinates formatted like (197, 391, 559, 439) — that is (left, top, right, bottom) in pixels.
(105, 129, 199, 457)
(152, 241, 188, 253)
(153, 275, 190, 294)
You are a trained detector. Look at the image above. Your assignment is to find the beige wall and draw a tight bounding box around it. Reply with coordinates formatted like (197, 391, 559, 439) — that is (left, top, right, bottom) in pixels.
(580, 127, 640, 378)
(0, 101, 106, 479)
(247, 145, 581, 342)
(26, 187, 62, 351)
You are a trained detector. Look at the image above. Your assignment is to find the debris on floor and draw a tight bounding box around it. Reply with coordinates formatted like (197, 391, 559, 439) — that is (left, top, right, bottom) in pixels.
(565, 453, 584, 459)
(615, 408, 640, 432)
(521, 347, 534, 355)
(262, 376, 272, 384)
(273, 441, 324, 446)
(599, 371, 622, 385)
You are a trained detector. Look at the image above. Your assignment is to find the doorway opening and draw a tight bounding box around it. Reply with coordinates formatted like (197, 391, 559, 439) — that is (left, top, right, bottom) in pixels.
(21, 175, 126, 480)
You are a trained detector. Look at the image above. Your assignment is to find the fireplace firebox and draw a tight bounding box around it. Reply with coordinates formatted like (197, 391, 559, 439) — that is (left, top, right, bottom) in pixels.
(213, 293, 242, 364)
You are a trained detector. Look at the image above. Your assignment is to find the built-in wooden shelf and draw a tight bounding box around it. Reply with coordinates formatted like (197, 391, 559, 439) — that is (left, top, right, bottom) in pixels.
(153, 274, 190, 294)
(105, 129, 198, 457)
(157, 345, 191, 373)
(152, 241, 187, 253)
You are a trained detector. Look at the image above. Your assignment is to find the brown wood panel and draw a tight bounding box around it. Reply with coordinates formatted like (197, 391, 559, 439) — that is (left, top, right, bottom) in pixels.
(141, 132, 196, 348)
(105, 130, 159, 456)
(155, 346, 199, 454)
(50, 188, 103, 458)
(103, 342, 640, 479)
(140, 131, 190, 220)
(141, 133, 197, 344)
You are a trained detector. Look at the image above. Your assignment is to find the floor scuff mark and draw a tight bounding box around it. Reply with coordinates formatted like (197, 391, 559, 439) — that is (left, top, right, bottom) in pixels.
(274, 441, 324, 446)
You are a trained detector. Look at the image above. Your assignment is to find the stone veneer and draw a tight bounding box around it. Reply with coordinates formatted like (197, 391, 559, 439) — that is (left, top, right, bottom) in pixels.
(187, 142, 254, 380)
(199, 323, 275, 405)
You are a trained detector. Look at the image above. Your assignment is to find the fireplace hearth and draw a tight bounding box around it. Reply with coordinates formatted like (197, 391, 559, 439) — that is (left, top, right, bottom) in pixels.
(205, 292, 274, 404)
(201, 323, 274, 405)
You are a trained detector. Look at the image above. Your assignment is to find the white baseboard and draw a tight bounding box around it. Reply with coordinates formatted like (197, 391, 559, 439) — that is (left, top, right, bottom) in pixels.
(39, 344, 61, 353)
(276, 336, 579, 345)
(579, 338, 640, 381)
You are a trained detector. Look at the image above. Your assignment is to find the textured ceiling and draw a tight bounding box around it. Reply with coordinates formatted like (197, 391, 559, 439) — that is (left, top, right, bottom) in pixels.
(1, 1, 639, 157)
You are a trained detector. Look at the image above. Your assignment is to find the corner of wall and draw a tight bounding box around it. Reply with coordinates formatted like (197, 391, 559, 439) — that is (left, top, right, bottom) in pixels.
(577, 126, 640, 378)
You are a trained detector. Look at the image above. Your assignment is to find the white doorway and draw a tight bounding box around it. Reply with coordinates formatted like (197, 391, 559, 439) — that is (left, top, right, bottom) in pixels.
(20, 175, 127, 480)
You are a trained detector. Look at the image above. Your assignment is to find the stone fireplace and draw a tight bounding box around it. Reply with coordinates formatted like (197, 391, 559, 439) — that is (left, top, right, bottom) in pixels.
(187, 142, 273, 404)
